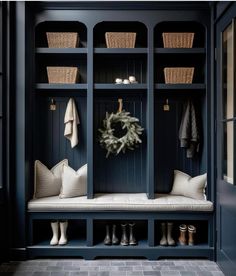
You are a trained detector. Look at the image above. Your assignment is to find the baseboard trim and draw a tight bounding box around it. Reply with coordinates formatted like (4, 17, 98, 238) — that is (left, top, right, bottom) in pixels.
(10, 248, 27, 260)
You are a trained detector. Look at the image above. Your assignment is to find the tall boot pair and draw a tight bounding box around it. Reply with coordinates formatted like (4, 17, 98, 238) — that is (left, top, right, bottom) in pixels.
(120, 223, 137, 246)
(179, 224, 196, 246)
(104, 224, 119, 245)
(159, 222, 175, 246)
(50, 220, 68, 246)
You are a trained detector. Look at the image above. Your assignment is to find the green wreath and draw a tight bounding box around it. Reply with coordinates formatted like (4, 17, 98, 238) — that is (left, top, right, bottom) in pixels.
(98, 106, 144, 158)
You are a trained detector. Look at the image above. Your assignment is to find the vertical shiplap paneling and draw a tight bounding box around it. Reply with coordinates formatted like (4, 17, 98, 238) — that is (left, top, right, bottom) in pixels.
(94, 95, 146, 193)
(155, 97, 202, 193)
(34, 96, 87, 175)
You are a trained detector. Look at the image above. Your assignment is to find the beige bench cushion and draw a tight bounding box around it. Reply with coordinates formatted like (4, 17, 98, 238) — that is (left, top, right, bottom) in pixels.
(28, 193, 213, 212)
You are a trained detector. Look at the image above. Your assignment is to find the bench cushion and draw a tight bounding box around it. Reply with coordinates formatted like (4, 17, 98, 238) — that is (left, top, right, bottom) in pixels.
(28, 193, 213, 212)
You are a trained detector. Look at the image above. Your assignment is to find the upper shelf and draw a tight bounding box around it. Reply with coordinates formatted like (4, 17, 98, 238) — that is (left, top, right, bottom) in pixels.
(36, 48, 87, 54)
(154, 48, 205, 54)
(155, 84, 205, 90)
(94, 83, 147, 90)
(36, 48, 204, 55)
(36, 83, 88, 90)
(94, 48, 147, 54)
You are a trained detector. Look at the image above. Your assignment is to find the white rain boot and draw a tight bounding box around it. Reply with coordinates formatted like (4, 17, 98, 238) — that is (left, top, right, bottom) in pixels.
(167, 222, 175, 246)
(160, 222, 167, 246)
(50, 221, 59, 246)
(59, 220, 68, 245)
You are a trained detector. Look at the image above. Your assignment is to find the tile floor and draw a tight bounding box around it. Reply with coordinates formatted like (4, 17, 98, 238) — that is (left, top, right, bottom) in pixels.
(0, 259, 224, 276)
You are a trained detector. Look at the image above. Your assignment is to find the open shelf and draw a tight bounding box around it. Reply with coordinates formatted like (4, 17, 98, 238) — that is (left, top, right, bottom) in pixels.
(155, 84, 205, 90)
(94, 48, 148, 54)
(94, 239, 148, 248)
(28, 239, 87, 248)
(154, 48, 205, 54)
(35, 21, 87, 48)
(36, 83, 88, 90)
(36, 48, 87, 54)
(93, 21, 147, 48)
(94, 83, 147, 90)
(154, 21, 206, 48)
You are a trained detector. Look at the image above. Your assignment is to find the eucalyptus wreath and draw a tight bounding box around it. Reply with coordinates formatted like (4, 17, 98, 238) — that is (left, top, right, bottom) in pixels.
(98, 110, 144, 158)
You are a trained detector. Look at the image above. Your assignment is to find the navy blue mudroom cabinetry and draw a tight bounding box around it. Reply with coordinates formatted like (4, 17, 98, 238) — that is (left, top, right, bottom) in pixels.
(12, 1, 215, 260)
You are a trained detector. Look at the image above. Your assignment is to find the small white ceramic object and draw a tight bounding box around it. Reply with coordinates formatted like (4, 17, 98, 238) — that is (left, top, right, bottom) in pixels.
(129, 76, 136, 83)
(123, 79, 130, 84)
(115, 78, 123, 84)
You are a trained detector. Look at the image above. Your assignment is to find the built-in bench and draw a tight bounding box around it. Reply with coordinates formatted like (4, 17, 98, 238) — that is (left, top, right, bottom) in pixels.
(27, 193, 214, 260)
(28, 193, 213, 212)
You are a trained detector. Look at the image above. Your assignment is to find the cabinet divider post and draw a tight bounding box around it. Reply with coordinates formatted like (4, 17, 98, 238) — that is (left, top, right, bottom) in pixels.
(87, 24, 94, 199)
(148, 219, 155, 247)
(86, 218, 93, 247)
(147, 26, 155, 199)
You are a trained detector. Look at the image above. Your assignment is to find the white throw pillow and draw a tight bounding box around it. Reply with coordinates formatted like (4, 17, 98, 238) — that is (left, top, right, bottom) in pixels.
(34, 159, 68, 199)
(170, 170, 207, 200)
(60, 164, 87, 198)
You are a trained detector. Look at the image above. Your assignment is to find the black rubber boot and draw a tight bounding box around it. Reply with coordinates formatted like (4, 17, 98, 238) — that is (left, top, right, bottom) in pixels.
(112, 224, 119, 245)
(120, 224, 129, 246)
(129, 223, 138, 246)
(104, 224, 111, 245)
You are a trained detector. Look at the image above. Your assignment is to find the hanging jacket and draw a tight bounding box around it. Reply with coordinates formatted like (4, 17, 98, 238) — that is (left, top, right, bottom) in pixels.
(179, 100, 199, 158)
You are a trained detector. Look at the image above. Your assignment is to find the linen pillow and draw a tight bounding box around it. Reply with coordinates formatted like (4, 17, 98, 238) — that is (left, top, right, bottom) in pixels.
(59, 164, 87, 198)
(34, 159, 68, 199)
(170, 170, 207, 200)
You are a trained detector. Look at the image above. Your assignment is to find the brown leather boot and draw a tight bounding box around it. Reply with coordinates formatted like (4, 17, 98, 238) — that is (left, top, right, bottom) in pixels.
(188, 225, 196, 246)
(179, 224, 187, 245)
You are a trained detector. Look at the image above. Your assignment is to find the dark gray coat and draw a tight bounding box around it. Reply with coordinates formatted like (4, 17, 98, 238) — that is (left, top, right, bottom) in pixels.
(179, 100, 199, 158)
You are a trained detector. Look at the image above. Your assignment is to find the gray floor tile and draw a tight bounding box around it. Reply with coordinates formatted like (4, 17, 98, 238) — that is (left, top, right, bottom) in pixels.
(127, 272, 143, 276)
(168, 266, 185, 271)
(118, 266, 133, 271)
(180, 272, 197, 276)
(157, 262, 175, 266)
(108, 273, 127, 276)
(196, 272, 213, 276)
(88, 272, 110, 276)
(142, 266, 157, 271)
(32, 272, 51, 276)
(125, 261, 141, 266)
(161, 272, 181, 276)
(69, 272, 89, 276)
(46, 266, 64, 271)
(51, 272, 70, 276)
(211, 273, 224, 276)
(200, 266, 220, 272)
(57, 261, 73, 266)
(64, 266, 81, 271)
(133, 266, 143, 271)
(143, 272, 161, 276)
(79, 266, 99, 271)
(111, 261, 126, 266)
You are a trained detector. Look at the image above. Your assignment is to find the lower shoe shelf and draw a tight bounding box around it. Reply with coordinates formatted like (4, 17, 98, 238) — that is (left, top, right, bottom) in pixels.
(27, 245, 214, 260)
(27, 240, 214, 260)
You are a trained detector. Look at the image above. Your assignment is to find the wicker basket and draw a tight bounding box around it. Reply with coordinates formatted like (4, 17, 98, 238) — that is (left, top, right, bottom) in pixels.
(164, 67, 194, 84)
(105, 32, 136, 48)
(162, 33, 194, 48)
(47, 67, 79, 84)
(46, 32, 79, 48)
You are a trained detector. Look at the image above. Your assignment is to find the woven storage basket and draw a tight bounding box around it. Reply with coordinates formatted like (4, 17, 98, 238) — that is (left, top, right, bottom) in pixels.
(47, 67, 78, 84)
(105, 32, 136, 48)
(162, 33, 194, 48)
(46, 32, 79, 48)
(164, 67, 194, 84)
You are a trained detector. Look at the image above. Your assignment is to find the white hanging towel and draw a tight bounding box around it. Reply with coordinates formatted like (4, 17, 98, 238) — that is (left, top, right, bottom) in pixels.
(64, 98, 80, 148)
